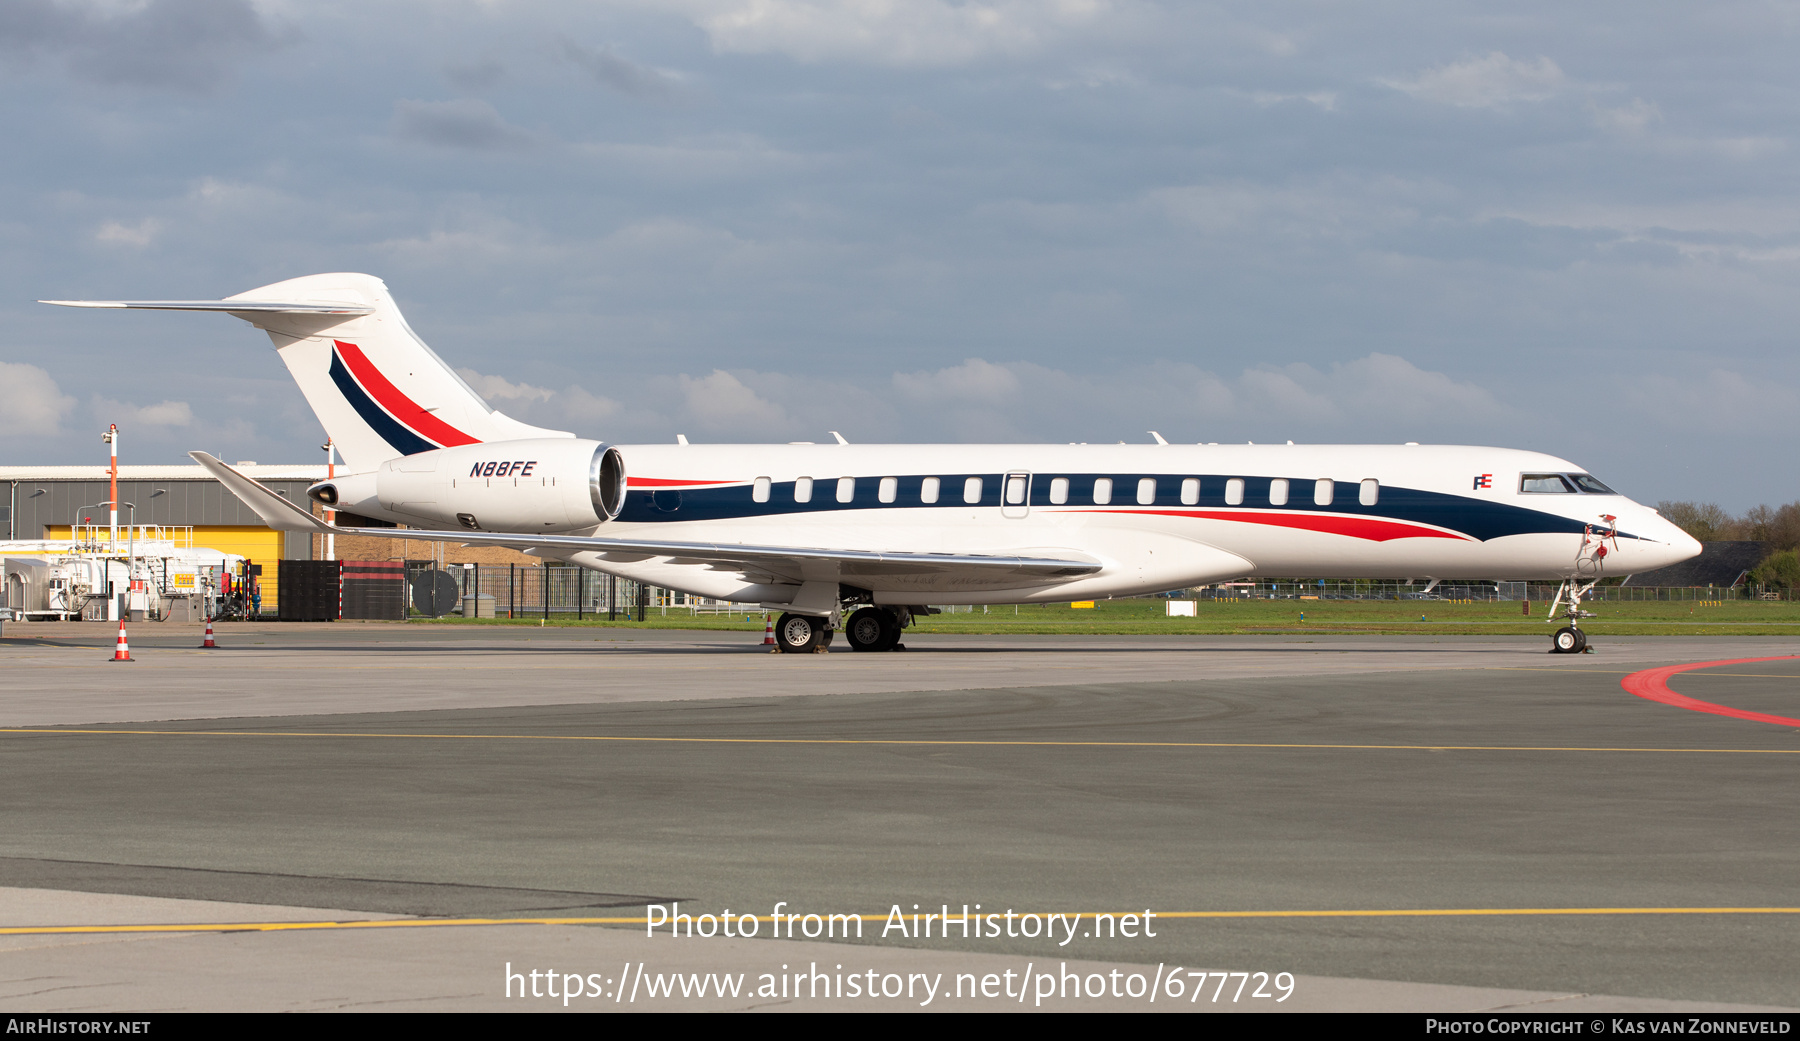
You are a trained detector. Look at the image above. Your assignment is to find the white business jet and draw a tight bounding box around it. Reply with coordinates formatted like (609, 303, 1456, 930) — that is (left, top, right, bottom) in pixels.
(44, 273, 1700, 654)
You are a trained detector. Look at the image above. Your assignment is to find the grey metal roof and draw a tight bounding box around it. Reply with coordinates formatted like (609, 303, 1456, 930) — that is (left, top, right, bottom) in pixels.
(1622, 541, 1769, 587)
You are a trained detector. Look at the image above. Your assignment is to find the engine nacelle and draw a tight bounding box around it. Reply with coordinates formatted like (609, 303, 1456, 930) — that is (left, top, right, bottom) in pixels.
(308, 438, 625, 533)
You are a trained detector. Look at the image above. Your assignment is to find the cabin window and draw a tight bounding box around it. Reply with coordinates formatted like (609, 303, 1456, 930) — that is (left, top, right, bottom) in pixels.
(963, 477, 983, 504)
(1006, 475, 1027, 505)
(1225, 478, 1244, 505)
(1269, 478, 1289, 506)
(878, 476, 898, 503)
(794, 477, 813, 503)
(1359, 478, 1379, 506)
(752, 477, 771, 503)
(921, 476, 941, 503)
(1093, 478, 1113, 505)
(1519, 473, 1573, 494)
(1137, 478, 1156, 505)
(837, 477, 856, 503)
(1314, 479, 1333, 506)
(1049, 477, 1070, 505)
(1180, 478, 1199, 505)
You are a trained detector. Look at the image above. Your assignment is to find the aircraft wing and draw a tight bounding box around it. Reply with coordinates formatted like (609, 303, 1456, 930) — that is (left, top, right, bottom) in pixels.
(190, 452, 1101, 583)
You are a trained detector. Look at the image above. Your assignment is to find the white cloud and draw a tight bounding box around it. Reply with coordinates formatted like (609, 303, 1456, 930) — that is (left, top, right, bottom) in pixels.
(670, 0, 1112, 66)
(94, 217, 163, 247)
(892, 357, 1019, 402)
(1239, 89, 1337, 112)
(93, 397, 194, 427)
(1623, 369, 1798, 435)
(456, 369, 619, 426)
(0, 363, 77, 435)
(1591, 97, 1661, 135)
(395, 353, 1512, 446)
(1383, 52, 1566, 109)
(678, 369, 790, 432)
(456, 368, 554, 404)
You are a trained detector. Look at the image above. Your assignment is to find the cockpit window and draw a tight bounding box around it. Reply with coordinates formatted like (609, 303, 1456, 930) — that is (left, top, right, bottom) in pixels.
(1569, 474, 1616, 494)
(1520, 473, 1574, 493)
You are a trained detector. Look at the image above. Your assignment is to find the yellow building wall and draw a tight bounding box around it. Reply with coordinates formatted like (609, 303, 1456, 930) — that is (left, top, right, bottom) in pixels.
(44, 525, 290, 610)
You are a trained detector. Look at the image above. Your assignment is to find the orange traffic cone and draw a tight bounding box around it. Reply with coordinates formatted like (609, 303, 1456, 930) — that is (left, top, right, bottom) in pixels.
(762, 615, 775, 647)
(200, 617, 216, 649)
(109, 617, 133, 662)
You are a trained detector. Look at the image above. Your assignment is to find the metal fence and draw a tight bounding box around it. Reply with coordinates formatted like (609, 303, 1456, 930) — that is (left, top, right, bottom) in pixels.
(390, 564, 1792, 619)
(1191, 580, 1790, 602)
(401, 563, 754, 619)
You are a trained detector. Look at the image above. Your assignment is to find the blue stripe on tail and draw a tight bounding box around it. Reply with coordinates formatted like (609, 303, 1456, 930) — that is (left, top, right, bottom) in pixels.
(328, 349, 435, 457)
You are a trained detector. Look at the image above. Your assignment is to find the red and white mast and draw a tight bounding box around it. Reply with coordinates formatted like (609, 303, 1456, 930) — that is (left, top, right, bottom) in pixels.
(104, 423, 118, 547)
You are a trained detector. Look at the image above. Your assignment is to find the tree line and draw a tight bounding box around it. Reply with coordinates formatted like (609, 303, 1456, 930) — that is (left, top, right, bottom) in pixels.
(1656, 500, 1800, 591)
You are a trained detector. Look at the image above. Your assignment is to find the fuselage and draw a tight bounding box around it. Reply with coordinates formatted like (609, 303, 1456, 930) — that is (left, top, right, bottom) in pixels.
(394, 440, 1699, 606)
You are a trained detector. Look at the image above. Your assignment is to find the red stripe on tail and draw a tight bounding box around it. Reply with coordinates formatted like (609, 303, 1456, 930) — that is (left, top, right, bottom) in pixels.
(334, 341, 479, 448)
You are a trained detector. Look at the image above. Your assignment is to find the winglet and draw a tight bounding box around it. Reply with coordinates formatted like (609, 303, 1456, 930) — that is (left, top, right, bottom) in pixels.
(189, 452, 334, 534)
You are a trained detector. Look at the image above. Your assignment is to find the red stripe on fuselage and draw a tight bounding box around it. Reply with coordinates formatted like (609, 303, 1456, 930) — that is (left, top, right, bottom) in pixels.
(334, 341, 479, 448)
(628, 478, 736, 487)
(1067, 509, 1472, 542)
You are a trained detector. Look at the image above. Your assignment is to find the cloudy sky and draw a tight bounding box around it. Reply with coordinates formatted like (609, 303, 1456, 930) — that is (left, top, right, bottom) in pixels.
(2, 0, 1796, 508)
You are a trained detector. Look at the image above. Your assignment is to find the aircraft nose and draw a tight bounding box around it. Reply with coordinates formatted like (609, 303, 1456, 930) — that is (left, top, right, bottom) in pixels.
(1633, 512, 1703, 571)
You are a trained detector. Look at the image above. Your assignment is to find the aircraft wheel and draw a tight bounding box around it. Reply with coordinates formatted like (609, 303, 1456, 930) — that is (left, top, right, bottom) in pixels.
(846, 607, 900, 652)
(1574, 629, 1589, 653)
(776, 612, 823, 653)
(1552, 626, 1581, 654)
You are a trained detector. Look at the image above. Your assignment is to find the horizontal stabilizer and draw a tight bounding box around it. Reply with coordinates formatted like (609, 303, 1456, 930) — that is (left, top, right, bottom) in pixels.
(190, 452, 334, 534)
(40, 300, 374, 315)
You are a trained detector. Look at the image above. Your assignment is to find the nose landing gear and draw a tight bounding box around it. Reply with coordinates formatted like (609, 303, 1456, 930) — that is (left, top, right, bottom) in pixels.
(1547, 578, 1599, 654)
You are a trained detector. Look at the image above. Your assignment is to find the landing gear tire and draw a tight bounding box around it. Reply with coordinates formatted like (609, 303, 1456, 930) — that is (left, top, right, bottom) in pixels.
(775, 612, 824, 654)
(1552, 627, 1583, 654)
(846, 607, 901, 652)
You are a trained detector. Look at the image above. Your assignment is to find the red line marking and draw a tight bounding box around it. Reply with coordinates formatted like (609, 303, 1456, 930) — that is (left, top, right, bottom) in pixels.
(334, 341, 479, 448)
(627, 478, 735, 488)
(1620, 656, 1800, 728)
(1067, 509, 1470, 542)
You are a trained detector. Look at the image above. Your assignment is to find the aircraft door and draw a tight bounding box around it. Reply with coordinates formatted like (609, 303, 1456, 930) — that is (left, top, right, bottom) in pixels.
(1002, 472, 1031, 519)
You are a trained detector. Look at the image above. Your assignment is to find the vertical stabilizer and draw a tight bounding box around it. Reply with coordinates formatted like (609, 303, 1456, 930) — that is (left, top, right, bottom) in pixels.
(44, 273, 573, 472)
(234, 273, 571, 470)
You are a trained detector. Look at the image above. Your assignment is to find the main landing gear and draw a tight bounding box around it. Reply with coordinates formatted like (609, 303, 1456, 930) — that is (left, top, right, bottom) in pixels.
(774, 612, 833, 653)
(845, 607, 903, 652)
(1546, 578, 1598, 654)
(773, 605, 918, 653)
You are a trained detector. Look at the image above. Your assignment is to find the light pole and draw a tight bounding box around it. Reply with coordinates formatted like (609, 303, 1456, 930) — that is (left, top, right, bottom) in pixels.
(100, 425, 117, 549)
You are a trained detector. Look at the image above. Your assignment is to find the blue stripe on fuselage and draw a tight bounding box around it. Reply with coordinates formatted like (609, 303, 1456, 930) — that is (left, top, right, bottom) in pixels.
(614, 472, 1616, 542)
